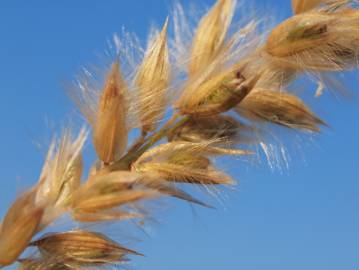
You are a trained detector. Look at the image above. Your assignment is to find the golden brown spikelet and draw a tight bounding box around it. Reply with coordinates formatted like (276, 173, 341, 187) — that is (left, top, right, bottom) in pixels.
(0, 191, 44, 266)
(36, 128, 86, 207)
(136, 162, 234, 185)
(134, 141, 250, 166)
(73, 189, 158, 214)
(34, 129, 86, 230)
(136, 19, 170, 132)
(83, 171, 142, 192)
(93, 61, 128, 164)
(178, 69, 260, 116)
(266, 13, 331, 58)
(1, 190, 36, 232)
(71, 171, 158, 215)
(31, 230, 143, 264)
(168, 115, 244, 142)
(167, 153, 211, 169)
(236, 89, 325, 132)
(265, 8, 359, 71)
(292, 0, 327, 14)
(189, 0, 236, 75)
(133, 141, 244, 185)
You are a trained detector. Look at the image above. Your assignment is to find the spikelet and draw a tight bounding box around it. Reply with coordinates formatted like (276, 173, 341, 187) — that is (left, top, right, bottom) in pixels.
(266, 13, 332, 58)
(176, 0, 260, 116)
(189, 0, 236, 75)
(178, 68, 260, 116)
(136, 19, 170, 132)
(93, 61, 128, 163)
(71, 171, 158, 217)
(132, 141, 248, 185)
(31, 230, 143, 264)
(236, 89, 325, 132)
(36, 128, 86, 207)
(136, 162, 234, 185)
(0, 191, 44, 266)
(292, 0, 327, 14)
(265, 7, 359, 71)
(134, 141, 250, 165)
(168, 115, 245, 142)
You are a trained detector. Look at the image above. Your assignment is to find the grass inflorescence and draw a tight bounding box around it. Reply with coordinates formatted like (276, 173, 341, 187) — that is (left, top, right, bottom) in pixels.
(1, 0, 358, 269)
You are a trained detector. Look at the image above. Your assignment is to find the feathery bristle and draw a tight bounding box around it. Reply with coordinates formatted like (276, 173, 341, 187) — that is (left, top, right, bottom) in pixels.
(139, 177, 212, 207)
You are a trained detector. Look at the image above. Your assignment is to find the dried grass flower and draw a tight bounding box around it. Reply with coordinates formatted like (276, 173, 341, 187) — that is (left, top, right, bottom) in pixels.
(236, 89, 325, 132)
(31, 230, 143, 265)
(1, 0, 358, 268)
(93, 61, 128, 164)
(136, 19, 170, 133)
(265, 3, 359, 71)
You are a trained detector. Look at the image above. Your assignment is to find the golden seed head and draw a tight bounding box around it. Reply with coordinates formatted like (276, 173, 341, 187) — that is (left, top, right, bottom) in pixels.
(169, 115, 243, 142)
(0, 191, 44, 266)
(189, 0, 236, 75)
(266, 13, 332, 58)
(37, 128, 86, 208)
(133, 141, 249, 185)
(237, 89, 325, 132)
(93, 61, 128, 163)
(31, 230, 143, 264)
(136, 19, 170, 132)
(137, 162, 234, 185)
(71, 171, 158, 215)
(178, 68, 259, 116)
(265, 7, 359, 71)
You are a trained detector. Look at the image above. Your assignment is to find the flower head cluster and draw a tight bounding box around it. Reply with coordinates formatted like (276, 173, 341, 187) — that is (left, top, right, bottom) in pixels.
(0, 0, 358, 269)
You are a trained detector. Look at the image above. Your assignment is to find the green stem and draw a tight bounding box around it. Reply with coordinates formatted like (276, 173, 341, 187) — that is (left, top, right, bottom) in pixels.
(108, 114, 190, 171)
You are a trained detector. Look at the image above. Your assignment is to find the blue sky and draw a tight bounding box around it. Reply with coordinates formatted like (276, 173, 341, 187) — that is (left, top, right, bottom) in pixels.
(0, 1, 358, 269)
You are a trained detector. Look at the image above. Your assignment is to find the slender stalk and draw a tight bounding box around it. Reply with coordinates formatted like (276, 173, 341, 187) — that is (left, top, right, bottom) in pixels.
(108, 113, 189, 171)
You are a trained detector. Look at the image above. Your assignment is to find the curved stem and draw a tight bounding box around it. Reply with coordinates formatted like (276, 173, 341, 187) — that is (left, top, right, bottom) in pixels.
(108, 113, 190, 171)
